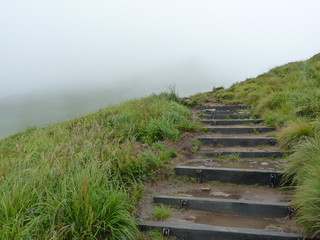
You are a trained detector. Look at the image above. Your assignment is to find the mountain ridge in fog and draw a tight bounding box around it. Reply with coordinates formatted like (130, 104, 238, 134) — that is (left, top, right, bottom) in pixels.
(0, 85, 139, 139)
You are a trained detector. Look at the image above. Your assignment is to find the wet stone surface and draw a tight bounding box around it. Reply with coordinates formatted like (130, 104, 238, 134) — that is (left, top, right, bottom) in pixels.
(145, 208, 300, 233)
(180, 158, 285, 170)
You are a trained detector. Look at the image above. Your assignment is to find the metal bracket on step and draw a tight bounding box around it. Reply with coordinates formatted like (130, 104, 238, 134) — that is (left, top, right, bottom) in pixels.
(212, 138, 218, 146)
(269, 138, 277, 146)
(212, 120, 217, 125)
(162, 228, 170, 237)
(257, 128, 263, 133)
(196, 169, 203, 183)
(180, 199, 188, 209)
(269, 174, 277, 188)
(272, 152, 279, 158)
(289, 207, 295, 219)
(253, 119, 259, 124)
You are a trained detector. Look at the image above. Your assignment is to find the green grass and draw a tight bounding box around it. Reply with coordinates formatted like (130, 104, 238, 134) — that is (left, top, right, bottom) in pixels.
(0, 91, 196, 239)
(278, 119, 314, 149)
(189, 53, 320, 236)
(191, 139, 202, 153)
(151, 204, 172, 221)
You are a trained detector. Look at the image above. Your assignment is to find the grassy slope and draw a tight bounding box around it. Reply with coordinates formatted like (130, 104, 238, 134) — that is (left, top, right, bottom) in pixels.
(0, 91, 196, 239)
(188, 53, 320, 237)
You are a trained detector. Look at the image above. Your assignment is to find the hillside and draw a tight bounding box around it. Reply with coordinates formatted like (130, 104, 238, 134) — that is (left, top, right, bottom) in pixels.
(1, 53, 319, 239)
(0, 91, 197, 239)
(187, 53, 320, 237)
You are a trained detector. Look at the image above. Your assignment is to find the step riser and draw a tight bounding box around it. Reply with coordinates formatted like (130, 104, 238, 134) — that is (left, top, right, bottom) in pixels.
(201, 114, 252, 119)
(139, 222, 307, 240)
(198, 137, 277, 147)
(202, 151, 285, 158)
(154, 196, 289, 218)
(204, 127, 275, 134)
(201, 119, 263, 125)
(203, 110, 244, 115)
(199, 105, 250, 110)
(175, 166, 283, 186)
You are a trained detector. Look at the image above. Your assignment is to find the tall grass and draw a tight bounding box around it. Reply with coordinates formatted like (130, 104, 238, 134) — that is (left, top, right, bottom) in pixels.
(188, 53, 320, 236)
(278, 119, 314, 149)
(0, 91, 196, 239)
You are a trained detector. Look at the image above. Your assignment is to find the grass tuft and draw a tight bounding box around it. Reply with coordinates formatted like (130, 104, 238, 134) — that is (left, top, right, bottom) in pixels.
(151, 204, 172, 221)
(278, 119, 314, 149)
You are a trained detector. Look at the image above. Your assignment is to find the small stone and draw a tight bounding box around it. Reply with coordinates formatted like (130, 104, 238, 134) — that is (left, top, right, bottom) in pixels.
(186, 215, 196, 220)
(177, 194, 193, 197)
(201, 187, 211, 191)
(266, 224, 284, 232)
(261, 162, 269, 166)
(210, 191, 231, 197)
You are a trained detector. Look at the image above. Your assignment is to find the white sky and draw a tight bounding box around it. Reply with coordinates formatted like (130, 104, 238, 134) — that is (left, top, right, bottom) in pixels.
(1, 0, 320, 97)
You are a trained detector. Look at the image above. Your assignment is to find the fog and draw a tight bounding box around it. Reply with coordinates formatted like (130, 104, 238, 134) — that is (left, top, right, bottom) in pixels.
(1, 0, 320, 138)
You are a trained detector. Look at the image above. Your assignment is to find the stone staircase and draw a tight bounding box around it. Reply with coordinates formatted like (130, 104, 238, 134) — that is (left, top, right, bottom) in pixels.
(138, 104, 311, 240)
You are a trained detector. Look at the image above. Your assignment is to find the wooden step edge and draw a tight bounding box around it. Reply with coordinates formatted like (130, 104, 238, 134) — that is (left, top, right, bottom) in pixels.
(197, 136, 277, 147)
(203, 126, 276, 133)
(201, 119, 264, 125)
(198, 105, 251, 110)
(200, 114, 252, 119)
(175, 166, 284, 187)
(154, 195, 291, 218)
(138, 221, 309, 240)
(200, 151, 286, 158)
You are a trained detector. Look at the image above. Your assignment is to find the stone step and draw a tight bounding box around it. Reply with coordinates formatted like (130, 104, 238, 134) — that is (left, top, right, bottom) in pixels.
(180, 158, 283, 171)
(139, 221, 307, 240)
(201, 119, 263, 125)
(199, 146, 286, 158)
(200, 114, 252, 119)
(203, 110, 247, 115)
(175, 166, 283, 187)
(199, 105, 251, 110)
(172, 184, 292, 203)
(197, 136, 277, 147)
(204, 126, 275, 134)
(154, 195, 290, 218)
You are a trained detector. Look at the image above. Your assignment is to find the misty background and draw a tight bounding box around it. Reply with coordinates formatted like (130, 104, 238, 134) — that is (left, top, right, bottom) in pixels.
(1, 0, 320, 139)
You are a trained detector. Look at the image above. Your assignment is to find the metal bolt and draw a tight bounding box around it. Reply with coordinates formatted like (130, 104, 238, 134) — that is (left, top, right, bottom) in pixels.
(180, 199, 188, 209)
(269, 138, 277, 146)
(270, 174, 276, 188)
(162, 228, 170, 237)
(196, 169, 203, 183)
(289, 207, 295, 219)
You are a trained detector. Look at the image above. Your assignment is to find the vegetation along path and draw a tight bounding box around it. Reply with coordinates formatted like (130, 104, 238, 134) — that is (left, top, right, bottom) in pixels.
(138, 54, 320, 239)
(0, 54, 319, 239)
(138, 103, 314, 239)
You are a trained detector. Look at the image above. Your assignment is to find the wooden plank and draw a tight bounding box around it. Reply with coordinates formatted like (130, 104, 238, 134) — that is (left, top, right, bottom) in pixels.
(204, 127, 275, 134)
(139, 221, 307, 240)
(154, 195, 290, 218)
(175, 166, 283, 186)
(197, 136, 277, 147)
(201, 119, 263, 125)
